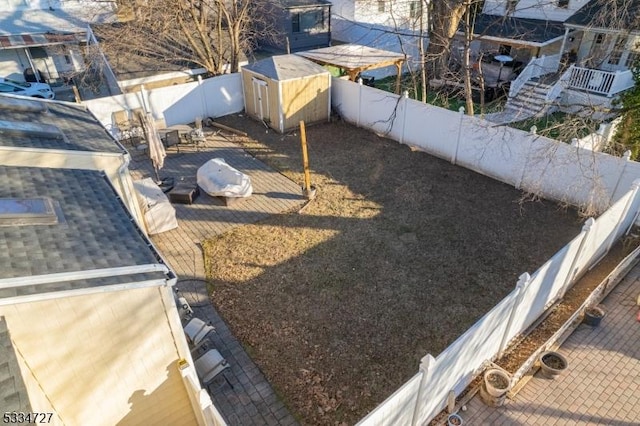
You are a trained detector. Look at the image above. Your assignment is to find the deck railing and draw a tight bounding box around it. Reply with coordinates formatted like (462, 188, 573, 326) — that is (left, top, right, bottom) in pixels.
(568, 67, 634, 97)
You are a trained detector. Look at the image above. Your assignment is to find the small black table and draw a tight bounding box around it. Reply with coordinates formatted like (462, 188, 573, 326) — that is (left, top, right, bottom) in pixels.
(169, 182, 200, 204)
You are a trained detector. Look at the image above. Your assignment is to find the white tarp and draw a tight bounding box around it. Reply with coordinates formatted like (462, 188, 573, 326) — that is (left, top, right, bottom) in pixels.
(133, 178, 178, 235)
(197, 158, 252, 198)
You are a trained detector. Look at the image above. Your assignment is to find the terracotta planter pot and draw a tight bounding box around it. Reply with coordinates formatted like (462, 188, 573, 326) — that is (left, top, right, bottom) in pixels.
(483, 368, 510, 397)
(539, 351, 568, 379)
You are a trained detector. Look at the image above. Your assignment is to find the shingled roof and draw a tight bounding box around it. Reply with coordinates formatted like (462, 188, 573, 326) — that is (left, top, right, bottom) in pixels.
(564, 0, 640, 31)
(0, 95, 123, 153)
(471, 14, 567, 45)
(0, 166, 168, 300)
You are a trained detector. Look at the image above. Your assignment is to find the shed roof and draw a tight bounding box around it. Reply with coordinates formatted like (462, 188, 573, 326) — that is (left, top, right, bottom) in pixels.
(564, 0, 640, 31)
(0, 95, 124, 153)
(296, 44, 406, 73)
(471, 14, 567, 45)
(0, 166, 168, 299)
(243, 55, 329, 81)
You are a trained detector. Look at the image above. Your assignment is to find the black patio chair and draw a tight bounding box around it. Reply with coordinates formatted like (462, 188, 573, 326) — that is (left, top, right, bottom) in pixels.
(163, 130, 181, 153)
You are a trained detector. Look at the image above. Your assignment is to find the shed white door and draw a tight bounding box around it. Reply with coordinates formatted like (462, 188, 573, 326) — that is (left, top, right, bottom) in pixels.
(252, 78, 269, 122)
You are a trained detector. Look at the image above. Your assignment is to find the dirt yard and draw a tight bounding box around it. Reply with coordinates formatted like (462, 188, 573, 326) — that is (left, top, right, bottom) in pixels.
(203, 115, 582, 425)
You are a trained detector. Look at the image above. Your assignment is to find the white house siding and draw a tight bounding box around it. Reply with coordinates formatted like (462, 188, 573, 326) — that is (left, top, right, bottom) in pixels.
(0, 49, 29, 80)
(330, 0, 427, 78)
(0, 286, 197, 426)
(482, 0, 590, 21)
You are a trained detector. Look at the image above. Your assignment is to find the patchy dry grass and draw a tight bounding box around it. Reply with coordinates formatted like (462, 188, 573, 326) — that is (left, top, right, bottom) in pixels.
(203, 115, 582, 425)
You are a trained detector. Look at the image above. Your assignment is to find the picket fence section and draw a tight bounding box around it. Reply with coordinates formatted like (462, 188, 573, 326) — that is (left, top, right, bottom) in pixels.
(338, 78, 640, 425)
(84, 73, 244, 134)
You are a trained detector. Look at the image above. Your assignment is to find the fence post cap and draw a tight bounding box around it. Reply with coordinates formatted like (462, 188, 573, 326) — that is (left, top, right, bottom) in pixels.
(458, 106, 465, 114)
(530, 125, 537, 134)
(623, 150, 632, 160)
(516, 272, 530, 288)
(419, 353, 436, 371)
(402, 90, 409, 99)
(583, 217, 596, 230)
(358, 78, 363, 85)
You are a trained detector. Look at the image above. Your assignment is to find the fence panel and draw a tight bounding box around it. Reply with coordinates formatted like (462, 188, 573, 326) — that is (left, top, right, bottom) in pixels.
(331, 78, 361, 123)
(455, 117, 529, 185)
(402, 100, 459, 161)
(414, 292, 518, 424)
(359, 85, 404, 137)
(84, 73, 244, 133)
(574, 190, 635, 277)
(356, 373, 422, 426)
(504, 240, 580, 341)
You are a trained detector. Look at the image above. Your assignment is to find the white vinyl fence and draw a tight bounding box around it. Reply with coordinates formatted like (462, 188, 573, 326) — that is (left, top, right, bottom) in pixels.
(332, 79, 640, 425)
(332, 78, 640, 213)
(83, 73, 244, 135)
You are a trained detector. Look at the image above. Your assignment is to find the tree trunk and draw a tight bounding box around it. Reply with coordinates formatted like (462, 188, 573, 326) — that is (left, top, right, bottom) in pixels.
(426, 0, 466, 79)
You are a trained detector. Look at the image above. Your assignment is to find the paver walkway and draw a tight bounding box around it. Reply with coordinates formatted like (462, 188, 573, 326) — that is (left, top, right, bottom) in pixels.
(461, 263, 640, 425)
(130, 131, 304, 426)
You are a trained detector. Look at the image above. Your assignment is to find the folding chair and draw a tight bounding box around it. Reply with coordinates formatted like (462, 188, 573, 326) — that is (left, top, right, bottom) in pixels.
(184, 317, 215, 347)
(163, 130, 181, 153)
(194, 349, 233, 390)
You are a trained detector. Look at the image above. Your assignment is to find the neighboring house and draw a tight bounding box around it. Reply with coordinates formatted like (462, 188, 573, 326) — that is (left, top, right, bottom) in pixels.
(0, 94, 147, 234)
(261, 0, 332, 53)
(0, 164, 223, 425)
(328, 0, 426, 77)
(0, 0, 116, 86)
(467, 0, 639, 122)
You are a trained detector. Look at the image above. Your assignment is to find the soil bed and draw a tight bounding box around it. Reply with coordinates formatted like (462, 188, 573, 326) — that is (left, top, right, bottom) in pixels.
(204, 115, 582, 425)
(486, 373, 509, 390)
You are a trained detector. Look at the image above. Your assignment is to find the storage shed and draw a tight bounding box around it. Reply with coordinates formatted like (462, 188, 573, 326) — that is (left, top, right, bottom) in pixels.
(241, 55, 331, 133)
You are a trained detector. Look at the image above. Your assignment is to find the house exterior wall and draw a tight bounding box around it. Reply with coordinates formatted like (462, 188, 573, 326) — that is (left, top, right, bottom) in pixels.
(0, 286, 197, 426)
(482, 0, 590, 21)
(281, 73, 331, 131)
(0, 49, 29, 80)
(287, 6, 332, 52)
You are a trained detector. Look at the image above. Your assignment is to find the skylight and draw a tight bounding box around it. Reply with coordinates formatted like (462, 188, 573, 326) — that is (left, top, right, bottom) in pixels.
(0, 120, 67, 141)
(0, 198, 60, 226)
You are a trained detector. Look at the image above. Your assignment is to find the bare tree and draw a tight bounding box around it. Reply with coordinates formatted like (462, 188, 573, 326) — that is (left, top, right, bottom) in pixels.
(101, 0, 276, 75)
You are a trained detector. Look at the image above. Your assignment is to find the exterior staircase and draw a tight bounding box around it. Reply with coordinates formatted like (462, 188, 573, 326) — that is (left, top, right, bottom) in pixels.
(504, 80, 556, 120)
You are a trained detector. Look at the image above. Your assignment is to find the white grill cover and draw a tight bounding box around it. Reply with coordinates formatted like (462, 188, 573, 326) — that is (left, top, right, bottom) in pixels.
(197, 158, 252, 198)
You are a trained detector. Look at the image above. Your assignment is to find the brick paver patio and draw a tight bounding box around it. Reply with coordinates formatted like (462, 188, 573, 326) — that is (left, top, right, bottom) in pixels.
(130, 130, 304, 426)
(461, 263, 640, 425)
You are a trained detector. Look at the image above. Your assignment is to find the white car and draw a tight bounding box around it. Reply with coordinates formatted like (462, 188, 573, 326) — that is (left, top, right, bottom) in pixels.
(0, 78, 55, 99)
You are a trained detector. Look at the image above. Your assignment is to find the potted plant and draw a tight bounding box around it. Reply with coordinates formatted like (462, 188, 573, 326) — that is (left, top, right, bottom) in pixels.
(483, 368, 510, 397)
(583, 305, 605, 326)
(539, 351, 568, 379)
(447, 413, 463, 426)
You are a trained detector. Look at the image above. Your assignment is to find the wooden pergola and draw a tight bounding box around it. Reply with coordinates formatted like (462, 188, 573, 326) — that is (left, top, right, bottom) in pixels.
(296, 44, 407, 94)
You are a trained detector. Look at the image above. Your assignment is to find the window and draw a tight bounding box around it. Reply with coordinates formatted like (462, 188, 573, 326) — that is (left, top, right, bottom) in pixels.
(292, 10, 325, 33)
(608, 35, 626, 65)
(409, 1, 422, 18)
(558, 0, 569, 8)
(377, 0, 385, 12)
